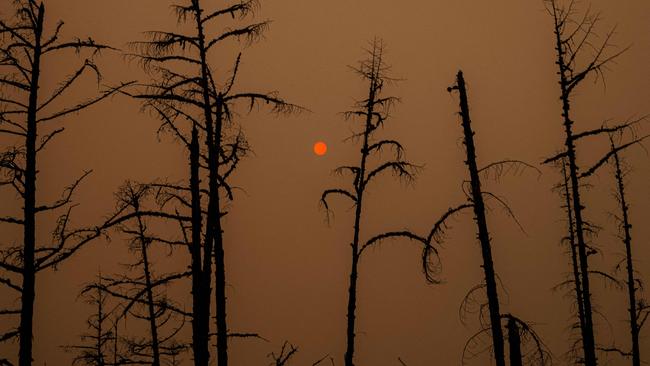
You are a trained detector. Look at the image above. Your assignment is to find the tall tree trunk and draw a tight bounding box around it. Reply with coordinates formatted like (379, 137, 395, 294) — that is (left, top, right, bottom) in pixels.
(611, 144, 640, 366)
(454, 70, 506, 366)
(344, 72, 376, 366)
(113, 321, 119, 366)
(97, 286, 106, 366)
(19, 5, 43, 366)
(136, 213, 161, 366)
(189, 125, 208, 366)
(344, 235, 360, 366)
(507, 317, 522, 366)
(213, 97, 228, 366)
(561, 162, 587, 340)
(192, 2, 221, 363)
(553, 27, 597, 366)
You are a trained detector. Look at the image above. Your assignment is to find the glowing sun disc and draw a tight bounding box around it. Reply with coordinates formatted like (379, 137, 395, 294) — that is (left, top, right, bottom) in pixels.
(313, 141, 327, 156)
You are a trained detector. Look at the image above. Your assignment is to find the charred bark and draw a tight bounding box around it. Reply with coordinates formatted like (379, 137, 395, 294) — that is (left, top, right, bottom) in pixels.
(451, 70, 505, 366)
(610, 140, 640, 366)
(507, 316, 523, 366)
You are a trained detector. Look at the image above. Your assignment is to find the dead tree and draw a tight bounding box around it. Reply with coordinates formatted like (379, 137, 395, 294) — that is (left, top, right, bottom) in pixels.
(87, 182, 190, 366)
(0, 1, 130, 365)
(320, 38, 433, 366)
(543, 2, 645, 364)
(127, 1, 301, 365)
(64, 276, 115, 366)
(551, 159, 587, 361)
(449, 70, 505, 366)
(607, 135, 648, 366)
(507, 316, 523, 366)
(448, 71, 549, 366)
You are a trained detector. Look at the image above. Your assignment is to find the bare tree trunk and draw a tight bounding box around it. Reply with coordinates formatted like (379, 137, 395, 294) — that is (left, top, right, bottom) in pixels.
(97, 286, 106, 366)
(560, 161, 587, 340)
(611, 144, 640, 366)
(344, 232, 360, 366)
(113, 322, 119, 366)
(507, 317, 522, 366)
(135, 214, 161, 366)
(18, 5, 44, 366)
(454, 70, 505, 366)
(192, 2, 222, 363)
(553, 26, 598, 365)
(213, 98, 228, 366)
(189, 125, 208, 366)
(214, 210, 228, 366)
(343, 69, 376, 366)
(553, 4, 597, 366)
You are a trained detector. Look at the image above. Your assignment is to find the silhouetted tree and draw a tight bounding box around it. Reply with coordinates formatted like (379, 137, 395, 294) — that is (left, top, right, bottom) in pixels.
(127, 1, 301, 365)
(449, 70, 506, 366)
(0, 1, 130, 365)
(607, 135, 648, 366)
(543, 2, 644, 364)
(448, 71, 549, 366)
(64, 275, 115, 366)
(320, 38, 433, 366)
(507, 316, 523, 366)
(551, 158, 587, 361)
(88, 182, 190, 366)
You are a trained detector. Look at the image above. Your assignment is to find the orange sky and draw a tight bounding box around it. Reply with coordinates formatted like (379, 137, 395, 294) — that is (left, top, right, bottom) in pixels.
(1, 1, 649, 365)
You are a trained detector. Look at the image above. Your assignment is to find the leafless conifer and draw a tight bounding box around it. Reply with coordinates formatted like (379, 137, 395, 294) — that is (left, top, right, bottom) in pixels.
(320, 38, 427, 366)
(126, 1, 302, 365)
(0, 1, 131, 365)
(543, 2, 646, 364)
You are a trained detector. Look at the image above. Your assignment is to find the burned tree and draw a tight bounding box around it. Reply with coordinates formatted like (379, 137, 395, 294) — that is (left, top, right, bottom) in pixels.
(0, 1, 130, 365)
(87, 182, 190, 366)
(64, 276, 116, 366)
(543, 1, 645, 364)
(447, 71, 548, 366)
(127, 1, 301, 365)
(448, 70, 505, 366)
(607, 135, 648, 366)
(551, 159, 587, 361)
(320, 39, 433, 366)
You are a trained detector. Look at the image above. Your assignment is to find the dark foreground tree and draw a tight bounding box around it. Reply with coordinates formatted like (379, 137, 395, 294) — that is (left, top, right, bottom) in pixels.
(447, 71, 549, 366)
(607, 135, 648, 366)
(128, 1, 300, 365)
(543, 1, 645, 364)
(0, 1, 130, 365)
(88, 182, 189, 366)
(320, 38, 440, 366)
(551, 159, 587, 361)
(449, 70, 505, 366)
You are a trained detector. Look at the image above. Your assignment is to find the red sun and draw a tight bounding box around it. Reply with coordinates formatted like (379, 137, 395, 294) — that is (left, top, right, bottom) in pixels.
(313, 141, 327, 156)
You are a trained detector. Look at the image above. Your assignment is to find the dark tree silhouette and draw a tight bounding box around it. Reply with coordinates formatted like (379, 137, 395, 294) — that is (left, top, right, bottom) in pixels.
(606, 135, 648, 366)
(551, 158, 587, 361)
(64, 275, 116, 366)
(507, 316, 523, 366)
(448, 71, 549, 366)
(87, 182, 190, 366)
(543, 2, 645, 364)
(0, 1, 130, 365)
(449, 70, 505, 366)
(127, 1, 301, 365)
(320, 39, 428, 366)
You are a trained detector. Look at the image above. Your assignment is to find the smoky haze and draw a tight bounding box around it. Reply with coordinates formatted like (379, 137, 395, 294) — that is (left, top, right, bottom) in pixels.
(0, 1, 649, 365)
